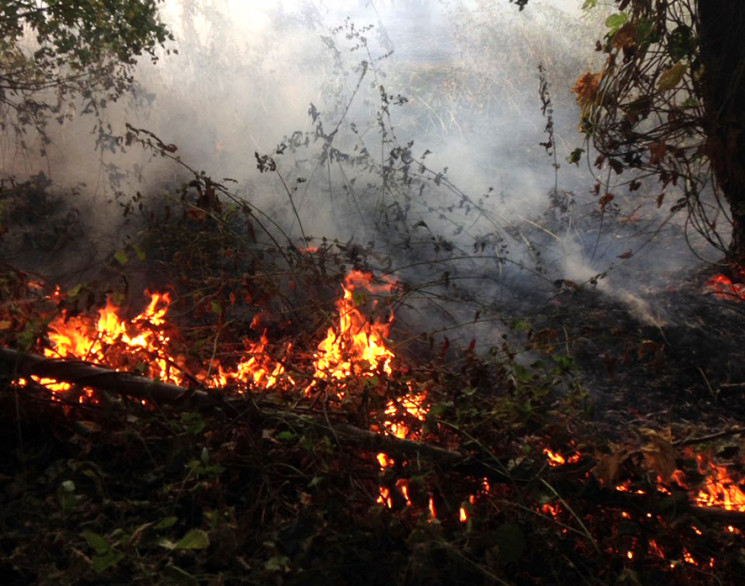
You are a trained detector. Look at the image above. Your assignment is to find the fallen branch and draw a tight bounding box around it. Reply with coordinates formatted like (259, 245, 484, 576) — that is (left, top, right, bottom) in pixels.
(3, 348, 745, 524)
(0, 348, 470, 468)
(0, 347, 225, 410)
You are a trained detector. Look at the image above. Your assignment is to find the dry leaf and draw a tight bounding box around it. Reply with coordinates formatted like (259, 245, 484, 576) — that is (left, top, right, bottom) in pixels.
(641, 428, 677, 481)
(657, 62, 687, 91)
(572, 71, 602, 107)
(649, 142, 667, 165)
(593, 446, 625, 486)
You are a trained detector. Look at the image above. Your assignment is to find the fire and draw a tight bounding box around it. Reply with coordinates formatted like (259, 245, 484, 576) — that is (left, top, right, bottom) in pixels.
(694, 455, 745, 511)
(544, 448, 580, 467)
(25, 273, 436, 514)
(30, 271, 406, 406)
(311, 270, 395, 384)
(706, 274, 745, 301)
(374, 392, 429, 510)
(39, 292, 182, 396)
(36, 291, 290, 396)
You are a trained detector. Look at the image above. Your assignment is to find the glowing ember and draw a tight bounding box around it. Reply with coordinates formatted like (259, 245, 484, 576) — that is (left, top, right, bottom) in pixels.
(706, 274, 745, 301)
(543, 447, 580, 467)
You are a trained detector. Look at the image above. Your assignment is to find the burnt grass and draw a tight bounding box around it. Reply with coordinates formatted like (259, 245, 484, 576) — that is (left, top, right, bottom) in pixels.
(2, 263, 745, 585)
(536, 269, 745, 431)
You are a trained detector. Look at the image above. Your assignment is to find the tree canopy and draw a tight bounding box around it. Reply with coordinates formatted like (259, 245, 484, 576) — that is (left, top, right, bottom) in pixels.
(0, 0, 172, 147)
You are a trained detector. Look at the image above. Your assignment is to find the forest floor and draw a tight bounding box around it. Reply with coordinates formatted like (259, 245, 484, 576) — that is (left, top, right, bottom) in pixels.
(2, 249, 745, 585)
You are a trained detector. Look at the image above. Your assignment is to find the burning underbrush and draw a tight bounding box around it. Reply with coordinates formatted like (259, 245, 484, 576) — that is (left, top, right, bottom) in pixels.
(2, 256, 745, 585)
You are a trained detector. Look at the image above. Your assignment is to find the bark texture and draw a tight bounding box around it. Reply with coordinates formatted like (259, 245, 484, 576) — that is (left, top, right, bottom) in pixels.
(698, 0, 745, 266)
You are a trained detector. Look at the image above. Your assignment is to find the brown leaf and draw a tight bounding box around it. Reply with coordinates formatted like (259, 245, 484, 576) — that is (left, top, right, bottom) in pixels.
(641, 429, 677, 481)
(657, 62, 687, 91)
(593, 447, 625, 486)
(612, 23, 637, 50)
(598, 193, 615, 211)
(649, 142, 667, 165)
(638, 340, 661, 361)
(572, 71, 602, 107)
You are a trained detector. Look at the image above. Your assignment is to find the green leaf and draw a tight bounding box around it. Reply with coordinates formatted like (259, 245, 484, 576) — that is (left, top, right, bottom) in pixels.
(582, 0, 597, 9)
(635, 18, 656, 45)
(657, 62, 687, 91)
(91, 550, 124, 574)
(58, 480, 79, 512)
(605, 13, 628, 35)
(265, 555, 290, 572)
(668, 25, 694, 60)
(276, 431, 296, 441)
(154, 516, 179, 530)
(81, 530, 110, 555)
(67, 283, 83, 297)
(132, 243, 146, 261)
(114, 249, 129, 265)
(173, 529, 210, 550)
(567, 148, 584, 166)
(210, 300, 222, 314)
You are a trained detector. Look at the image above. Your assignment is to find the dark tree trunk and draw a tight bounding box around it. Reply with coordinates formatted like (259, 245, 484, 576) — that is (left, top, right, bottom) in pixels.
(697, 1, 745, 268)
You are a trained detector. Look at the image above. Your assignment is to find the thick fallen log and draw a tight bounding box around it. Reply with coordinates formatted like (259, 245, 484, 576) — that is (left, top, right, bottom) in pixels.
(2, 347, 745, 524)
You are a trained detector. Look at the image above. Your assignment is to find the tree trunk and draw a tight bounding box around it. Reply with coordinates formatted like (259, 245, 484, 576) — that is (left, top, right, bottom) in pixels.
(697, 1, 745, 268)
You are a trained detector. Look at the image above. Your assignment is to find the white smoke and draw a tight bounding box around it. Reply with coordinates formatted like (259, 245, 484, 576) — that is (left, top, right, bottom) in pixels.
(0, 0, 707, 323)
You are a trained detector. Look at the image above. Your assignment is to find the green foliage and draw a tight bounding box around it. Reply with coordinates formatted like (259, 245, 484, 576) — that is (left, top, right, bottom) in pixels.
(0, 0, 172, 144)
(575, 0, 744, 259)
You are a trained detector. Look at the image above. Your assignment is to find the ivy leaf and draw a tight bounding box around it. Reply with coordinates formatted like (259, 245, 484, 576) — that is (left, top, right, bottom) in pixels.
(605, 13, 628, 36)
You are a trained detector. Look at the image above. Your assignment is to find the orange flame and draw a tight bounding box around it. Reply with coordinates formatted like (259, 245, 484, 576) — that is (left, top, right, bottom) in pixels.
(36, 291, 291, 396)
(39, 292, 182, 396)
(694, 456, 745, 512)
(311, 270, 395, 384)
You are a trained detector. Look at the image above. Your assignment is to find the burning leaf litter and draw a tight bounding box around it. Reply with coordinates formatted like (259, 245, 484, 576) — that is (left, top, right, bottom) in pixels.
(4, 265, 745, 583)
